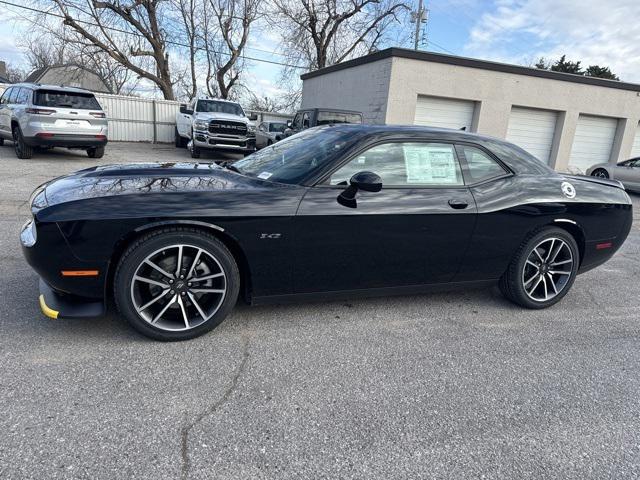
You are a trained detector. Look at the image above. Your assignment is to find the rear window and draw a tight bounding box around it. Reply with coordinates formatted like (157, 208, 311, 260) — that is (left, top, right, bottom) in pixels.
(34, 90, 102, 110)
(317, 111, 362, 125)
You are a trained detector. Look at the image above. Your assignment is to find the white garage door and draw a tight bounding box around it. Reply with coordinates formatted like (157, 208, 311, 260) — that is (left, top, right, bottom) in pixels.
(568, 115, 618, 173)
(414, 95, 475, 131)
(631, 122, 640, 158)
(505, 107, 558, 164)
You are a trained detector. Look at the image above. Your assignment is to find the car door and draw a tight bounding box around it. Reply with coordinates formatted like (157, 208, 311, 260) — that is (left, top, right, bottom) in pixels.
(176, 99, 195, 137)
(615, 158, 640, 190)
(0, 87, 13, 139)
(293, 140, 478, 293)
(256, 122, 267, 147)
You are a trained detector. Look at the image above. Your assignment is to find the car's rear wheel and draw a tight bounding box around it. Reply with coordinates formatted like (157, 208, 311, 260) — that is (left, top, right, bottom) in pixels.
(12, 126, 33, 159)
(114, 228, 240, 341)
(87, 146, 105, 158)
(499, 227, 579, 309)
(591, 168, 609, 179)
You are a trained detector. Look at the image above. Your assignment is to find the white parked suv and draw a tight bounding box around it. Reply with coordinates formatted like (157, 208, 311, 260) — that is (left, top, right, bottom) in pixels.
(175, 96, 256, 158)
(0, 83, 108, 159)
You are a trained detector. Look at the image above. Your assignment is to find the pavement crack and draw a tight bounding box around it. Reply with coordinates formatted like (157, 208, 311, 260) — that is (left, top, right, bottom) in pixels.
(180, 335, 250, 480)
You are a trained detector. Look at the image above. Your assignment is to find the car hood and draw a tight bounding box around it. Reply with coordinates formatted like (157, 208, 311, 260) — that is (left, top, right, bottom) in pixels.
(40, 162, 277, 208)
(194, 112, 250, 124)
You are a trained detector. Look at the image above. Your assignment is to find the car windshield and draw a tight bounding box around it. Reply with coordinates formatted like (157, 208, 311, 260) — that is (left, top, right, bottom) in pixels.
(196, 100, 244, 116)
(34, 90, 102, 110)
(232, 126, 362, 185)
(269, 123, 287, 133)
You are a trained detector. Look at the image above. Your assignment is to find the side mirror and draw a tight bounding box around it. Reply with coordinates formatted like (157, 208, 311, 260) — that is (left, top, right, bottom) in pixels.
(287, 120, 292, 128)
(179, 104, 187, 114)
(337, 171, 382, 208)
(249, 113, 258, 121)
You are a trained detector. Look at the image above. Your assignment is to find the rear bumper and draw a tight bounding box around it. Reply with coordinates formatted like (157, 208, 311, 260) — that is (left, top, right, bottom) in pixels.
(39, 278, 105, 319)
(24, 134, 108, 148)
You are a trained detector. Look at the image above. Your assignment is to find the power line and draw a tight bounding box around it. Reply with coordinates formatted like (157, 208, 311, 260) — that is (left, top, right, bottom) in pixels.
(0, 0, 308, 70)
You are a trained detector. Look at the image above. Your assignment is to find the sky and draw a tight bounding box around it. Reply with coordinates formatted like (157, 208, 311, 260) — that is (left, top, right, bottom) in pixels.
(1, 0, 640, 99)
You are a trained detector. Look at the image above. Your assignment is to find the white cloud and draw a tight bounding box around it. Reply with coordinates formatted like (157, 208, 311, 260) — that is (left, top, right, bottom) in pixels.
(464, 0, 640, 82)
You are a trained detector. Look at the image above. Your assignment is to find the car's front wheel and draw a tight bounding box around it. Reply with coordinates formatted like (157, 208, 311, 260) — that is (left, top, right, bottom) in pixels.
(591, 168, 609, 179)
(499, 227, 579, 309)
(12, 126, 33, 159)
(114, 228, 240, 341)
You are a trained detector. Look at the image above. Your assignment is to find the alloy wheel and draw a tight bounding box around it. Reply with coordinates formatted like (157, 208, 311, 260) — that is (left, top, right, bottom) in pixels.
(130, 244, 227, 331)
(593, 170, 608, 178)
(521, 237, 574, 302)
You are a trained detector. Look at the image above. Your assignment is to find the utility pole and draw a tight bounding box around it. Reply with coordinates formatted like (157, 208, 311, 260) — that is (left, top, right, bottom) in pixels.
(414, 0, 423, 50)
(412, 0, 428, 50)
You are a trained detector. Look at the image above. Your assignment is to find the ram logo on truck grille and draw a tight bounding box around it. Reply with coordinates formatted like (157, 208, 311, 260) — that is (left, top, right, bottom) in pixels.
(209, 121, 248, 135)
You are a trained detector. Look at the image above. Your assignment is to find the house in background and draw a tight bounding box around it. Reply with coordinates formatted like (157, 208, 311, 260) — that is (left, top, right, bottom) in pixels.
(0, 61, 11, 84)
(25, 64, 111, 93)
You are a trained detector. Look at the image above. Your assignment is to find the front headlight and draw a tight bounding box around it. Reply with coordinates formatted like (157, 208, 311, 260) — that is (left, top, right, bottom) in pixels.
(20, 220, 37, 247)
(247, 124, 256, 133)
(193, 120, 209, 131)
(30, 186, 48, 212)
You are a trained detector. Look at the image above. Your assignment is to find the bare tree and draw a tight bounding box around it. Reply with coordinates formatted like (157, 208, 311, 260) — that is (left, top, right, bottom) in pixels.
(31, 0, 177, 99)
(172, 0, 199, 99)
(202, 0, 262, 99)
(19, 29, 140, 95)
(271, 0, 409, 72)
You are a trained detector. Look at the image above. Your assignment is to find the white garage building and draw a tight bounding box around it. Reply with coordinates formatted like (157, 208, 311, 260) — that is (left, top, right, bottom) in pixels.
(300, 48, 640, 173)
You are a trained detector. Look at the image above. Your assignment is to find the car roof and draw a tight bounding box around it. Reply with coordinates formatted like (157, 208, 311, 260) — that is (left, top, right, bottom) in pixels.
(195, 97, 241, 105)
(9, 83, 96, 94)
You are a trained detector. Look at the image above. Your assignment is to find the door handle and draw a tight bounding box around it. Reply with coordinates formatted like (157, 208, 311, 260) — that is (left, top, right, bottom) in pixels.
(448, 199, 468, 209)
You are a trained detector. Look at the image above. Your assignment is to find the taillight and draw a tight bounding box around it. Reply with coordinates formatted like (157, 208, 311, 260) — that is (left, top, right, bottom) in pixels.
(25, 108, 56, 115)
(89, 112, 106, 118)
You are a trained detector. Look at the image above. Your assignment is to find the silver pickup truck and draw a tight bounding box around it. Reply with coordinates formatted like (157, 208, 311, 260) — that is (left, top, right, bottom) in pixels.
(175, 96, 256, 158)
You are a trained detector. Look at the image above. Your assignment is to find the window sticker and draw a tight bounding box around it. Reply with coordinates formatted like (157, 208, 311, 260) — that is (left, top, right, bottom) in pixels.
(257, 171, 273, 180)
(403, 145, 459, 184)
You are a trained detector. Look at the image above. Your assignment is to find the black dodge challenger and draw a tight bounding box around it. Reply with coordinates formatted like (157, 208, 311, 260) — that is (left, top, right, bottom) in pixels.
(22, 125, 633, 341)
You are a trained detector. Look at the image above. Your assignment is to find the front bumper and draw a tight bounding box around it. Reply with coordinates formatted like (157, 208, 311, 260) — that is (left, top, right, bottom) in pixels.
(192, 131, 256, 152)
(39, 278, 105, 319)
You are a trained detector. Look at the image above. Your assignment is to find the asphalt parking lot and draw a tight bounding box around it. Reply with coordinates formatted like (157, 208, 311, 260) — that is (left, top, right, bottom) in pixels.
(1, 142, 640, 479)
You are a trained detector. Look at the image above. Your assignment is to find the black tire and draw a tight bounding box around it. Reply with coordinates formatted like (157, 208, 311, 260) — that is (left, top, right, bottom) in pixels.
(190, 145, 201, 159)
(114, 227, 240, 341)
(175, 128, 187, 148)
(0, 138, 4, 146)
(591, 168, 609, 179)
(499, 227, 580, 309)
(12, 126, 33, 159)
(87, 146, 105, 158)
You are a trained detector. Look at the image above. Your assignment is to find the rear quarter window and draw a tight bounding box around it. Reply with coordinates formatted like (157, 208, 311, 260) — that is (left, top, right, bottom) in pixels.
(34, 90, 102, 110)
(317, 111, 363, 125)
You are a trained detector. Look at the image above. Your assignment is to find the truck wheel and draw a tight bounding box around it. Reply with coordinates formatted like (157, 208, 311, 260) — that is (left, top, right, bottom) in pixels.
(191, 145, 201, 159)
(175, 128, 186, 148)
(12, 126, 33, 159)
(87, 146, 105, 158)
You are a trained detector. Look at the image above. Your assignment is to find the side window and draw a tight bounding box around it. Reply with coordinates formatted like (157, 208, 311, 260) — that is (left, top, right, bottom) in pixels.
(292, 113, 302, 129)
(330, 142, 464, 187)
(7, 88, 17, 104)
(16, 88, 30, 104)
(302, 112, 310, 129)
(458, 145, 508, 183)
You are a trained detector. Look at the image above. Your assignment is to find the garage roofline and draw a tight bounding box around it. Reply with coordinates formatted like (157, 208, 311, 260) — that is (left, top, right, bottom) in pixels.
(300, 47, 640, 93)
